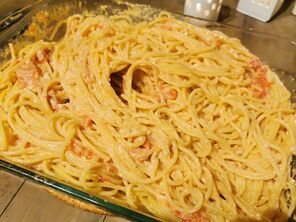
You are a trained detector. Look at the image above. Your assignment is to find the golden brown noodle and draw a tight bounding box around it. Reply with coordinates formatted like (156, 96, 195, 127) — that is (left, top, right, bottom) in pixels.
(0, 12, 295, 222)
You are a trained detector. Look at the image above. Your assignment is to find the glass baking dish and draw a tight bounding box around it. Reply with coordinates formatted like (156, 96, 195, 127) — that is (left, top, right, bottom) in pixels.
(0, 0, 295, 221)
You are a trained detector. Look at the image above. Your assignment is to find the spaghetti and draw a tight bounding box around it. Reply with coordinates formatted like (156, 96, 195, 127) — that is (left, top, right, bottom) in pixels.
(0, 12, 295, 222)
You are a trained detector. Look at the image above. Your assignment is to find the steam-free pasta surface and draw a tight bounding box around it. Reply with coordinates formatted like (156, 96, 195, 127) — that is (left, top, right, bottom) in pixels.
(0, 12, 295, 222)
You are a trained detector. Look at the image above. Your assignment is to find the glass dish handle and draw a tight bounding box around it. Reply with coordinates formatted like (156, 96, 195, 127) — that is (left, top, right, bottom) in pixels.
(0, 0, 47, 32)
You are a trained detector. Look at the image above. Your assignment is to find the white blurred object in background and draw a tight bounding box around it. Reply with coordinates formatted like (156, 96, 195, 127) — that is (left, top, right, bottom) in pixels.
(292, 2, 296, 15)
(236, 0, 284, 22)
(184, 0, 224, 21)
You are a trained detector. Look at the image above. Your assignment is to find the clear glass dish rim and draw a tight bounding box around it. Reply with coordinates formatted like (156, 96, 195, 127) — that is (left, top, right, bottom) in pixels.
(0, 0, 296, 45)
(0, 159, 160, 222)
(0, 1, 295, 222)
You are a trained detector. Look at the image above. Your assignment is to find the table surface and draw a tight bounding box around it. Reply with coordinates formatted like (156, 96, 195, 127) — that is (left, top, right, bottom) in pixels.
(0, 1, 295, 222)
